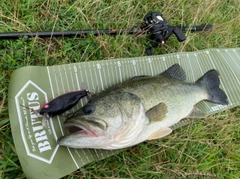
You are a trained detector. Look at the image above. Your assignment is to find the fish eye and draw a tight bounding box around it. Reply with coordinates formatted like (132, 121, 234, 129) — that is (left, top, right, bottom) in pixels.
(82, 104, 95, 115)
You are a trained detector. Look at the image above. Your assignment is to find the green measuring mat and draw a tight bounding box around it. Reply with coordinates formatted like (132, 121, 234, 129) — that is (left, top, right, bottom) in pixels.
(8, 48, 240, 179)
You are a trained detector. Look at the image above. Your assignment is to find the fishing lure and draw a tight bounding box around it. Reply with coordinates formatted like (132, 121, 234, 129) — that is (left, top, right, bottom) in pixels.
(39, 89, 89, 118)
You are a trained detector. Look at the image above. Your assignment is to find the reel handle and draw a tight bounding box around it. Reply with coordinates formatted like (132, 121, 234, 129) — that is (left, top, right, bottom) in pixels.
(172, 27, 186, 42)
(179, 25, 213, 32)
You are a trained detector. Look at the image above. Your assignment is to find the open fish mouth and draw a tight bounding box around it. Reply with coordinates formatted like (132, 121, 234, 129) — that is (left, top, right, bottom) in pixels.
(57, 118, 109, 148)
(63, 119, 98, 137)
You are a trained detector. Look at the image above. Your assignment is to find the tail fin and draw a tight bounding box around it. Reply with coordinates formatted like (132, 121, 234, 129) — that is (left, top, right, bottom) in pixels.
(197, 70, 228, 105)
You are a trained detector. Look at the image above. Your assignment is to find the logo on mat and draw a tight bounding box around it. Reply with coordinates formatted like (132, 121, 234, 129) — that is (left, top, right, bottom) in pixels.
(15, 80, 58, 164)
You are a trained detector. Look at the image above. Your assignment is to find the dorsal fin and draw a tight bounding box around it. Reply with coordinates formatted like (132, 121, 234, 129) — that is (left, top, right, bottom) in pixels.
(161, 64, 186, 81)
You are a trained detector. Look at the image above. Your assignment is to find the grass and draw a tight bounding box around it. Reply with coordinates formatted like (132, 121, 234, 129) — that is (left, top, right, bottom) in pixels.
(0, 0, 240, 178)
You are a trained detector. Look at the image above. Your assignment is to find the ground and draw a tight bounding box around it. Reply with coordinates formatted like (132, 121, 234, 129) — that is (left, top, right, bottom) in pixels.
(0, 0, 240, 178)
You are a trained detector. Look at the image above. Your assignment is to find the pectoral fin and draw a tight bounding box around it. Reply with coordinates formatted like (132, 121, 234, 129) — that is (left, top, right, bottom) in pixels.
(148, 127, 172, 140)
(187, 107, 207, 118)
(146, 102, 168, 123)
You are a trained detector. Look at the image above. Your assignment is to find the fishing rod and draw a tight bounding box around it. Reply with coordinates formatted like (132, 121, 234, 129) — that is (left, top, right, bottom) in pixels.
(0, 12, 212, 55)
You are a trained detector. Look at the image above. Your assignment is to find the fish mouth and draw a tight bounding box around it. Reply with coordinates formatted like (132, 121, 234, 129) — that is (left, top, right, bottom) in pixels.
(57, 118, 107, 148)
(63, 120, 94, 137)
(62, 117, 107, 137)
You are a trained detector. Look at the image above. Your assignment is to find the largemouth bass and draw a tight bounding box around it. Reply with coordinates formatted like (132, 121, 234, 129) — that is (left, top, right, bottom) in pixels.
(57, 64, 228, 150)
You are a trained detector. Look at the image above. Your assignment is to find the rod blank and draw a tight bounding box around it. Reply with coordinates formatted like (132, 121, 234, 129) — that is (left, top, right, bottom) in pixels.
(0, 28, 143, 40)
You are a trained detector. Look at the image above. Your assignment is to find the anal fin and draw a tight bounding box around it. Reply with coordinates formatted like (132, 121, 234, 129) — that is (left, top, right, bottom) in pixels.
(187, 107, 207, 118)
(148, 127, 172, 140)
